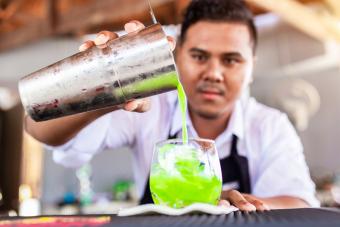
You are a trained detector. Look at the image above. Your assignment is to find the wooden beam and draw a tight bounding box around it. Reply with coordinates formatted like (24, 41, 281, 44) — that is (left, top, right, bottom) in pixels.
(174, 0, 190, 22)
(324, 0, 340, 18)
(320, 12, 340, 42)
(55, 0, 174, 34)
(247, 0, 340, 43)
(47, 0, 57, 32)
(0, 0, 176, 52)
(0, 18, 50, 52)
(0, 0, 23, 20)
(0, 0, 51, 52)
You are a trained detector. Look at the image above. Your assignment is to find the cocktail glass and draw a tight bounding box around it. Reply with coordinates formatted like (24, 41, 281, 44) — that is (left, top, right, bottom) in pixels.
(150, 138, 222, 208)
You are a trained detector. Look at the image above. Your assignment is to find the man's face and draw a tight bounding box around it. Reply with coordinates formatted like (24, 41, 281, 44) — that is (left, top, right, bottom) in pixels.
(176, 21, 255, 119)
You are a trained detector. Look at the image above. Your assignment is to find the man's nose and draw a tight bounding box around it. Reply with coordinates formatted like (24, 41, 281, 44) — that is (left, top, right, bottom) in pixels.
(202, 60, 224, 82)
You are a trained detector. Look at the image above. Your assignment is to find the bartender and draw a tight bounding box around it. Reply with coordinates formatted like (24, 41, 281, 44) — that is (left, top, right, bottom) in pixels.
(25, 0, 319, 211)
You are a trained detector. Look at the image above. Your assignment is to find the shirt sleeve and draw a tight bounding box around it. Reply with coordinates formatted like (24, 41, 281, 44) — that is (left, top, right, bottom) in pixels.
(49, 110, 136, 168)
(252, 113, 320, 207)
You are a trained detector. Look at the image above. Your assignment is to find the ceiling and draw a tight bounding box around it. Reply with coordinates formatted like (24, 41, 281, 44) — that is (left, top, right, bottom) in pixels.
(0, 0, 339, 52)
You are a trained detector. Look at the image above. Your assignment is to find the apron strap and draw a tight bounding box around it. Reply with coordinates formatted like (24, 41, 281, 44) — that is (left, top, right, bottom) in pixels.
(139, 179, 152, 204)
(228, 134, 251, 193)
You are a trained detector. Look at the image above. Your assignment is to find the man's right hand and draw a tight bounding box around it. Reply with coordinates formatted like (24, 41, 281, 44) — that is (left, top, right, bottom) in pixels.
(79, 21, 154, 113)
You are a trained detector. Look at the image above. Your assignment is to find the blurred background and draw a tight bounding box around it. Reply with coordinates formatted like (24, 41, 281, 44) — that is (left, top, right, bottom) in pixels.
(0, 0, 340, 216)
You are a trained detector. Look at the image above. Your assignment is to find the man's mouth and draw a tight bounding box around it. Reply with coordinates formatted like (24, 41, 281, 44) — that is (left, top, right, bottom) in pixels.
(196, 83, 225, 100)
(199, 89, 224, 100)
(201, 89, 222, 95)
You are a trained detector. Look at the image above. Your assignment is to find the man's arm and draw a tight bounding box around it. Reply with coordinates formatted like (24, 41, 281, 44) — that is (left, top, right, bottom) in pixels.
(25, 107, 115, 146)
(25, 95, 151, 146)
(261, 195, 309, 209)
(25, 98, 150, 146)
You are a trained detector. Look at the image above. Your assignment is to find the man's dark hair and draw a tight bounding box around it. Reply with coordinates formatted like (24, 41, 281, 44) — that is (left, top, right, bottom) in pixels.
(179, 0, 258, 53)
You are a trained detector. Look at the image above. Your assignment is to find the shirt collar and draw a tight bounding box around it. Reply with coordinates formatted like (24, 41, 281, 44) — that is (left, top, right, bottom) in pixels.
(170, 99, 245, 140)
(223, 100, 245, 140)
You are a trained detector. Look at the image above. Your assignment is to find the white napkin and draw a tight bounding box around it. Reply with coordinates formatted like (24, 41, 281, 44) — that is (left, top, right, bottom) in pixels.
(118, 203, 238, 216)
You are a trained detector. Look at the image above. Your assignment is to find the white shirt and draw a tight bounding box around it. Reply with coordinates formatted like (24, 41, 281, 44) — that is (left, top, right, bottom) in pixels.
(51, 91, 320, 207)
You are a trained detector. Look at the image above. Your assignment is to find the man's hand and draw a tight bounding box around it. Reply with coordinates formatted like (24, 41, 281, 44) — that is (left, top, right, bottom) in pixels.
(219, 190, 270, 212)
(79, 20, 176, 113)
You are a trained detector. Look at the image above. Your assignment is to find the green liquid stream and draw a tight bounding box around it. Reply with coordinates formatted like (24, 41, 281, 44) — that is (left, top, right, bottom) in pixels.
(176, 82, 188, 143)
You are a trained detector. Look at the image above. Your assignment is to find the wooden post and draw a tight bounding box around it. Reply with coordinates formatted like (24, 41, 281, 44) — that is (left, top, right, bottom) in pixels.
(0, 104, 23, 211)
(21, 128, 44, 199)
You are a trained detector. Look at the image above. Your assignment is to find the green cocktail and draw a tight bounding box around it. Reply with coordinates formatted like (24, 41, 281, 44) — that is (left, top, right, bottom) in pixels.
(150, 139, 222, 208)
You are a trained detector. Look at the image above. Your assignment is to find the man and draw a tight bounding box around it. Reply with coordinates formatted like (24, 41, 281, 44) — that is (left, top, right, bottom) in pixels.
(25, 0, 319, 211)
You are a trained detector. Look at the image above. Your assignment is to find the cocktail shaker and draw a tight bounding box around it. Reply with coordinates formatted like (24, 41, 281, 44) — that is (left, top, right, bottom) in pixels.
(18, 23, 179, 121)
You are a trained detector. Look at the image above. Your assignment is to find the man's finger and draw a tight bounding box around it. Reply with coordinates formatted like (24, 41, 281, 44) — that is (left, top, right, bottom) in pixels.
(224, 190, 256, 212)
(134, 99, 151, 113)
(94, 31, 119, 48)
(218, 199, 231, 207)
(124, 20, 145, 33)
(243, 195, 270, 211)
(123, 99, 150, 113)
(167, 36, 176, 51)
(79, 40, 95, 52)
(123, 101, 138, 112)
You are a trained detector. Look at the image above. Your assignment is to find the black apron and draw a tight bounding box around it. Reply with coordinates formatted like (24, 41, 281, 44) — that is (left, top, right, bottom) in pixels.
(140, 132, 251, 204)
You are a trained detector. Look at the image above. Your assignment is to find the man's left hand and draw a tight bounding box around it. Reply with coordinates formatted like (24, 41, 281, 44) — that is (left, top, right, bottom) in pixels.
(219, 190, 270, 211)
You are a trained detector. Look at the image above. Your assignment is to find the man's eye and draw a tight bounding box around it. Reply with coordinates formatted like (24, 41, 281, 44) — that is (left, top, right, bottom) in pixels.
(223, 58, 239, 65)
(192, 54, 207, 62)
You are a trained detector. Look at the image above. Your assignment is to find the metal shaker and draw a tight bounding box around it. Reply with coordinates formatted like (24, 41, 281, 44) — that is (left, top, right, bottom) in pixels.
(18, 23, 179, 121)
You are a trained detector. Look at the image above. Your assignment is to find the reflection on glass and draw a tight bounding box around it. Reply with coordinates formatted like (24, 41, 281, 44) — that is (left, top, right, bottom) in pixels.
(0, 188, 3, 206)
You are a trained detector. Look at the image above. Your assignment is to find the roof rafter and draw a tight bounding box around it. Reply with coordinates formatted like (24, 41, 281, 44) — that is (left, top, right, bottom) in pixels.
(247, 0, 340, 43)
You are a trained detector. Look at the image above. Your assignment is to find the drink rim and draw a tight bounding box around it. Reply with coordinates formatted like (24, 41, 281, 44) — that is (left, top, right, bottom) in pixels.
(156, 137, 215, 146)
